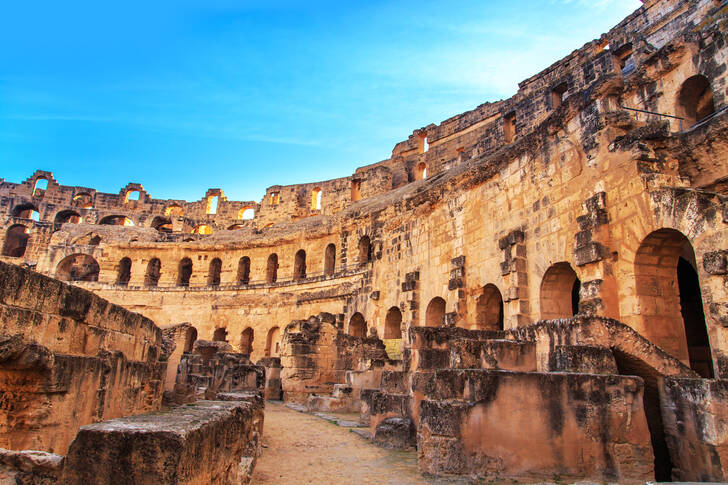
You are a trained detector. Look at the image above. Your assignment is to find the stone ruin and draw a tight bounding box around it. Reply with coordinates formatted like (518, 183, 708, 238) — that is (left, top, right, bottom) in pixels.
(2, 0, 728, 482)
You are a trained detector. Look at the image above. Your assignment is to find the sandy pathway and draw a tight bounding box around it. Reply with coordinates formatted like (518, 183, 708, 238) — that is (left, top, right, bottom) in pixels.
(252, 402, 439, 485)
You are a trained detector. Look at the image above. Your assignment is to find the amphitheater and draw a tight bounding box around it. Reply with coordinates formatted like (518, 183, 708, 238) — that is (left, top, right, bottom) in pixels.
(2, 0, 728, 483)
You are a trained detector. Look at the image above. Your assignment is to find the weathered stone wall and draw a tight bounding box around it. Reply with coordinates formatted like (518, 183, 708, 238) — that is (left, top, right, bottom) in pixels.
(0, 261, 165, 454)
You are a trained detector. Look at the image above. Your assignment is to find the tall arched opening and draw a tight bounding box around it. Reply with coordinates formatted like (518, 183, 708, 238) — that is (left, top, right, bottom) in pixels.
(676, 74, 715, 128)
(237, 256, 251, 284)
(266, 254, 278, 283)
(266, 327, 281, 357)
(293, 250, 306, 281)
(116, 257, 132, 286)
(634, 228, 713, 377)
(324, 243, 336, 276)
(540, 262, 580, 320)
(53, 210, 82, 231)
(213, 327, 228, 342)
(425, 297, 446, 327)
(349, 313, 367, 338)
(358, 236, 371, 264)
(145, 258, 161, 287)
(240, 327, 254, 355)
(476, 284, 504, 330)
(384, 307, 403, 339)
(177, 258, 193, 287)
(207, 258, 222, 287)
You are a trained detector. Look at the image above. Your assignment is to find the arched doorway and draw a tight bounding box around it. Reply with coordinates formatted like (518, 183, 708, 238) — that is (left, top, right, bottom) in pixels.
(266, 254, 278, 283)
(53, 210, 82, 231)
(177, 258, 193, 287)
(384, 307, 403, 339)
(358, 236, 371, 264)
(266, 327, 281, 357)
(116, 257, 132, 286)
(676, 74, 715, 128)
(55, 254, 99, 282)
(237, 256, 251, 284)
(425, 297, 446, 327)
(151, 216, 173, 233)
(293, 250, 306, 280)
(145, 258, 161, 287)
(240, 327, 254, 355)
(415, 162, 427, 180)
(540, 262, 580, 320)
(2, 225, 30, 257)
(207, 258, 222, 287)
(634, 229, 713, 377)
(349, 313, 367, 338)
(324, 243, 336, 276)
(476, 284, 504, 330)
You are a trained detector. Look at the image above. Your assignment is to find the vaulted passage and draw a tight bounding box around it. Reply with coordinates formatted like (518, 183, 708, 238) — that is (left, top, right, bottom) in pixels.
(55, 254, 99, 282)
(2, 225, 29, 257)
(540, 262, 580, 320)
(677, 74, 714, 128)
(475, 284, 504, 330)
(425, 297, 446, 327)
(349, 313, 366, 338)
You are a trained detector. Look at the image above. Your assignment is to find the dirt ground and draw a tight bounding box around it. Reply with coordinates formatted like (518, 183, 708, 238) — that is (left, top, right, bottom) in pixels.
(251, 402, 445, 485)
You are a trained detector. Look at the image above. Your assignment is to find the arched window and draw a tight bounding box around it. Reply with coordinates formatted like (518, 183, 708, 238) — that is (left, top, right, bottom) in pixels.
(239, 207, 255, 220)
(265, 326, 281, 357)
(425, 297, 446, 327)
(540, 262, 580, 320)
(349, 313, 367, 338)
(145, 258, 161, 287)
(293, 250, 306, 280)
(206, 195, 219, 215)
(634, 229, 713, 377)
(12, 203, 39, 220)
(116, 257, 132, 286)
(240, 327, 254, 355)
(358, 236, 372, 264)
(415, 162, 427, 181)
(311, 188, 322, 210)
(151, 216, 173, 233)
(125, 190, 141, 203)
(677, 75, 715, 128)
(177, 258, 193, 287)
(476, 284, 504, 330)
(55, 254, 99, 282)
(384, 307, 402, 339)
(237, 256, 251, 285)
(33, 178, 48, 197)
(266, 254, 278, 283)
(72, 193, 93, 209)
(53, 210, 82, 231)
(164, 204, 184, 217)
(2, 225, 30, 257)
(324, 243, 336, 276)
(208, 258, 222, 287)
(213, 327, 228, 342)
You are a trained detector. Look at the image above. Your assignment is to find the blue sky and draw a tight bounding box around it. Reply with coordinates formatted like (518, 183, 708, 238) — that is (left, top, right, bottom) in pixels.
(0, 0, 641, 202)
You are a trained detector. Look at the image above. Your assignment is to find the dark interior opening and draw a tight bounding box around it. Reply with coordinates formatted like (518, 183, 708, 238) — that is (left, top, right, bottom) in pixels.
(571, 277, 581, 315)
(678, 258, 714, 378)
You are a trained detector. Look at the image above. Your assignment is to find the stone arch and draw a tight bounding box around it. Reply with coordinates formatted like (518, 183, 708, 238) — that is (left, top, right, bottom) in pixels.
(634, 228, 713, 377)
(266, 253, 278, 283)
(12, 202, 39, 220)
(165, 204, 184, 217)
(676, 74, 715, 128)
(192, 224, 212, 235)
(239, 207, 255, 220)
(213, 327, 228, 342)
(415, 162, 427, 180)
(540, 262, 580, 320)
(384, 307, 403, 339)
(240, 327, 254, 355)
(358, 236, 371, 264)
(476, 284, 504, 330)
(145, 258, 161, 287)
(349, 313, 367, 338)
(177, 257, 193, 287)
(53, 210, 82, 230)
(293, 249, 306, 280)
(207, 258, 222, 286)
(99, 215, 134, 226)
(72, 192, 93, 209)
(33, 177, 48, 197)
(151, 216, 173, 233)
(2, 225, 30, 257)
(116, 257, 132, 286)
(324, 243, 336, 276)
(425, 297, 446, 327)
(237, 256, 251, 284)
(56, 254, 99, 282)
(265, 326, 281, 357)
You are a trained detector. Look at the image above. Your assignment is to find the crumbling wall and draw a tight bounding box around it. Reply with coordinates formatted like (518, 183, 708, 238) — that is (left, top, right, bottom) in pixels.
(0, 261, 165, 454)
